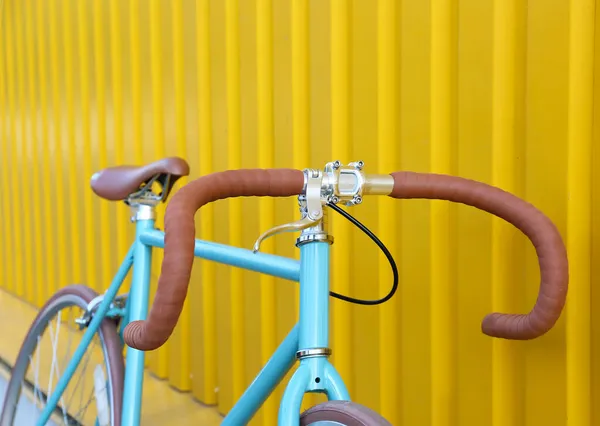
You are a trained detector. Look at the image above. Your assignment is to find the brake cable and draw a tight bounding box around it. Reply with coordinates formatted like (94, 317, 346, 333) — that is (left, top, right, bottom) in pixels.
(326, 202, 399, 306)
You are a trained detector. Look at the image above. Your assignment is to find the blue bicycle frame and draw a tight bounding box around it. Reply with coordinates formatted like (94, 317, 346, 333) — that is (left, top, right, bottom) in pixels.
(36, 213, 349, 426)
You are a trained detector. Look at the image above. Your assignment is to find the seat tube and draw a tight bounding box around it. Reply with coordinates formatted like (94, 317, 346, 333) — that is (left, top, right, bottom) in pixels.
(121, 204, 155, 426)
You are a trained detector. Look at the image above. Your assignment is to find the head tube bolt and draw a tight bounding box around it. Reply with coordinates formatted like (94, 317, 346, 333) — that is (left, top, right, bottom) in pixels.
(352, 195, 362, 205)
(333, 160, 341, 170)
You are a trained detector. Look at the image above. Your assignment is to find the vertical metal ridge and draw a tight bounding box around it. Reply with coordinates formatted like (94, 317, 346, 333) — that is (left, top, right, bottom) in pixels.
(24, 0, 42, 305)
(566, 0, 594, 424)
(169, 0, 191, 391)
(150, 0, 166, 159)
(14, 0, 30, 299)
(0, 16, 13, 293)
(109, 0, 128, 264)
(377, 0, 399, 422)
(173, 0, 187, 164)
(0, 15, 3, 289)
(430, 0, 457, 425)
(130, 0, 143, 162)
(491, 1, 524, 424)
(36, 0, 54, 300)
(49, 0, 66, 293)
(292, 0, 309, 169)
(149, 2, 166, 160)
(257, 0, 276, 422)
(225, 0, 242, 172)
(330, 0, 352, 391)
(148, 0, 169, 378)
(225, 0, 245, 400)
(196, 0, 217, 404)
(4, 1, 20, 297)
(5, 1, 19, 297)
(78, 0, 96, 292)
(13, 3, 33, 302)
(93, 0, 112, 300)
(62, 0, 82, 283)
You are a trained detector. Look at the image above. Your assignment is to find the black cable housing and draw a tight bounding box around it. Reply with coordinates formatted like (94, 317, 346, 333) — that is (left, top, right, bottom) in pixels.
(326, 202, 399, 306)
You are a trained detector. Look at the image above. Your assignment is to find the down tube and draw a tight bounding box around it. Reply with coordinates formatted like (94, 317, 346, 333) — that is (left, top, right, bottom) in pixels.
(121, 218, 154, 426)
(222, 323, 299, 426)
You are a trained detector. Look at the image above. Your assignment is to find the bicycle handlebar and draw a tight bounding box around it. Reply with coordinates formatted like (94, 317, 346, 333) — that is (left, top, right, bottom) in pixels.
(122, 168, 568, 351)
(388, 171, 568, 339)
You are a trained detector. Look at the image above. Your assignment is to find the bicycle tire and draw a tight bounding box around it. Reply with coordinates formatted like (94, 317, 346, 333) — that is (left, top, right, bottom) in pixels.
(300, 401, 392, 425)
(0, 285, 124, 426)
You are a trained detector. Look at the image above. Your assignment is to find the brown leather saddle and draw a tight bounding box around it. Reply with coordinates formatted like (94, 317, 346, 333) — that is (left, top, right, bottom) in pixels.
(90, 157, 190, 201)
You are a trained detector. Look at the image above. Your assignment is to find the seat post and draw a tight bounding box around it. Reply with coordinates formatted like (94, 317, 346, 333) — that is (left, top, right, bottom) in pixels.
(130, 204, 156, 223)
(124, 172, 174, 222)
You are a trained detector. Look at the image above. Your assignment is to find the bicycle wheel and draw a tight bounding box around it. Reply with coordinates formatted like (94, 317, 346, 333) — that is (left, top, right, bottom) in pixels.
(300, 401, 391, 426)
(0, 285, 124, 426)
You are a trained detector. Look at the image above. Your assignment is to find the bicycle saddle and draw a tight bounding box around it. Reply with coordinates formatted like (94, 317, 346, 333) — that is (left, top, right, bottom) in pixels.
(90, 156, 190, 201)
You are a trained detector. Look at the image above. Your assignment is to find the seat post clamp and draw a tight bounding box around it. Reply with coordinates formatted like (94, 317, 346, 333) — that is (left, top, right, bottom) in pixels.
(130, 204, 156, 222)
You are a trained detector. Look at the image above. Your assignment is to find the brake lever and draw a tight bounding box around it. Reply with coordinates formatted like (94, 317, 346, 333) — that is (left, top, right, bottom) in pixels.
(252, 169, 323, 253)
(252, 216, 320, 253)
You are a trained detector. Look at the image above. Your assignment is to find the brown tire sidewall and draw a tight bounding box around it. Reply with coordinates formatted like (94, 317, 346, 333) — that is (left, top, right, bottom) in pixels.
(300, 401, 392, 426)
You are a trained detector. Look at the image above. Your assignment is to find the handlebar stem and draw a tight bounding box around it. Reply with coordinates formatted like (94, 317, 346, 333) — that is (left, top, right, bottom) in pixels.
(252, 160, 393, 252)
(320, 160, 394, 205)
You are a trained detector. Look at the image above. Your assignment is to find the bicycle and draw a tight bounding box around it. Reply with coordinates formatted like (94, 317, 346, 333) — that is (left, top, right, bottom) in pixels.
(0, 157, 568, 425)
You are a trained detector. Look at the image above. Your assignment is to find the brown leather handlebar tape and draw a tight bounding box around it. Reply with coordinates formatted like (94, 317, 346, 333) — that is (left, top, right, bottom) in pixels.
(123, 168, 305, 351)
(389, 171, 568, 340)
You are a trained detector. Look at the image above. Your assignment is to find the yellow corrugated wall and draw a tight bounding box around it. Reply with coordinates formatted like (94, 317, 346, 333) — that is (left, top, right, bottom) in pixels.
(0, 0, 599, 425)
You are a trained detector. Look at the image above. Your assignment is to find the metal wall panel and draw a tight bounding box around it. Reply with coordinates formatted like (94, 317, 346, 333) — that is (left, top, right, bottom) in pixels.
(1, 1, 599, 425)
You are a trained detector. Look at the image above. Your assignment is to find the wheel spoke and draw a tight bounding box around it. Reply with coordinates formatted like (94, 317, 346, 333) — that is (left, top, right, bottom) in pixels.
(1, 289, 122, 426)
(65, 336, 95, 416)
(47, 311, 70, 423)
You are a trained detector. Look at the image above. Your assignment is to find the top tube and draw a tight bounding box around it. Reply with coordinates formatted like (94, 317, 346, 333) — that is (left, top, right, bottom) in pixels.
(138, 228, 300, 283)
